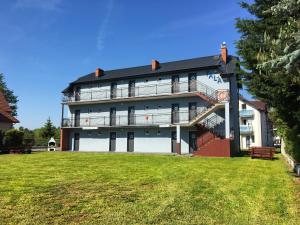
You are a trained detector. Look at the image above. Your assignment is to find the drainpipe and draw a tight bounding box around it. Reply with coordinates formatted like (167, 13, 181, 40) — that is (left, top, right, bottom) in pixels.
(176, 125, 181, 154)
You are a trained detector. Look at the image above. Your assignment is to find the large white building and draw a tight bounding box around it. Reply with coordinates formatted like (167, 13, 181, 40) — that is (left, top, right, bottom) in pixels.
(239, 96, 273, 149)
(60, 43, 240, 157)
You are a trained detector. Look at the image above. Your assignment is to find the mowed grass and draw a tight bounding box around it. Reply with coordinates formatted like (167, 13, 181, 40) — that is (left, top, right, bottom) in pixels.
(0, 152, 299, 225)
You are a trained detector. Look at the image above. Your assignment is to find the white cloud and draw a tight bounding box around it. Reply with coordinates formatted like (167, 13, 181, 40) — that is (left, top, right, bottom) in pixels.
(97, 0, 114, 51)
(14, 0, 63, 11)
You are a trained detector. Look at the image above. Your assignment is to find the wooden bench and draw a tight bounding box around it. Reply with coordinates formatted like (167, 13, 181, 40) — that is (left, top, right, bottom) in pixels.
(250, 147, 275, 160)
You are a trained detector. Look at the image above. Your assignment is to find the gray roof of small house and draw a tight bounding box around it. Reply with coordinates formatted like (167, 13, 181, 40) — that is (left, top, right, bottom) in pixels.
(62, 55, 239, 93)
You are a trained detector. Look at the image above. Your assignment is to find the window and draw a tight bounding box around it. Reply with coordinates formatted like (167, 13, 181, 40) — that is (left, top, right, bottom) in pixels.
(242, 103, 246, 110)
(251, 135, 255, 143)
(243, 119, 247, 125)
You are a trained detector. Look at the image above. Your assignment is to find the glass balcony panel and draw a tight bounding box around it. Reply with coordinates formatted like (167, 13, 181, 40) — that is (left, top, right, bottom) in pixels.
(240, 109, 254, 117)
(62, 80, 224, 103)
(240, 125, 253, 134)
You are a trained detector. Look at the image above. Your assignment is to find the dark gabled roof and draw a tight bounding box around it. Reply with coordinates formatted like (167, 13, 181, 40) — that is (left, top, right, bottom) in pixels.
(239, 95, 267, 112)
(249, 100, 267, 111)
(63, 54, 238, 93)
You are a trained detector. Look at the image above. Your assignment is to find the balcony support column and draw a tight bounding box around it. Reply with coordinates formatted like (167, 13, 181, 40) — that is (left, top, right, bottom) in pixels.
(225, 101, 230, 138)
(61, 104, 64, 127)
(176, 125, 181, 154)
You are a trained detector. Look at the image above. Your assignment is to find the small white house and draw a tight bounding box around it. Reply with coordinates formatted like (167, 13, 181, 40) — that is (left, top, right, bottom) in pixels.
(239, 96, 273, 149)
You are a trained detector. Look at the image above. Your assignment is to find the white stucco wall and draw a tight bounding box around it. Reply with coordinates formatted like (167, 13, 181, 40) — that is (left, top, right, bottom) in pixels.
(69, 127, 192, 154)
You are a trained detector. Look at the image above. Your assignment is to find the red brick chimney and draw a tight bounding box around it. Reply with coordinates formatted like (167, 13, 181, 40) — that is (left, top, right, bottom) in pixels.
(95, 68, 103, 77)
(152, 60, 160, 71)
(221, 42, 228, 64)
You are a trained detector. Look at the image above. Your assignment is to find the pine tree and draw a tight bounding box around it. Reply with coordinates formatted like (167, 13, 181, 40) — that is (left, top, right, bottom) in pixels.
(0, 73, 18, 116)
(236, 0, 300, 160)
(41, 118, 56, 139)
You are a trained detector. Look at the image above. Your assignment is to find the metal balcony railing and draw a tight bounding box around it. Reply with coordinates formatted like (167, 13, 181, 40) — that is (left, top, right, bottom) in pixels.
(62, 108, 225, 137)
(240, 125, 253, 134)
(62, 80, 224, 103)
(240, 109, 254, 117)
(62, 109, 215, 128)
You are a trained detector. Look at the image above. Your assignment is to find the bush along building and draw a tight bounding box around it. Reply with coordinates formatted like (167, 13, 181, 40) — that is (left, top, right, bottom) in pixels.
(239, 96, 273, 149)
(61, 43, 240, 157)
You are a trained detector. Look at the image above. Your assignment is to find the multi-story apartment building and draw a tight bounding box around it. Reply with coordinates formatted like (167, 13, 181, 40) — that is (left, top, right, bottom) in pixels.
(239, 96, 273, 149)
(60, 43, 240, 157)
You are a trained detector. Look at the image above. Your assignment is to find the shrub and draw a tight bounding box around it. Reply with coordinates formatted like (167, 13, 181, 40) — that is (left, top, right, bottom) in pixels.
(3, 129, 24, 148)
(0, 131, 4, 147)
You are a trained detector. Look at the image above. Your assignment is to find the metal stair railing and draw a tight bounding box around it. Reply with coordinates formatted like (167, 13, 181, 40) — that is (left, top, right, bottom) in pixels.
(188, 103, 224, 126)
(200, 114, 225, 138)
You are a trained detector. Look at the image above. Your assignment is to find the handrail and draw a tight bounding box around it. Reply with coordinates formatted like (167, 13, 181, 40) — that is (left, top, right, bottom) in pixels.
(62, 80, 222, 103)
(200, 114, 225, 138)
(61, 108, 226, 131)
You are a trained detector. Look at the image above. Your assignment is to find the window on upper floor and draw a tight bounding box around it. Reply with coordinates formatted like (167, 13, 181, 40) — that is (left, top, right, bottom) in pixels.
(242, 103, 246, 110)
(243, 119, 247, 125)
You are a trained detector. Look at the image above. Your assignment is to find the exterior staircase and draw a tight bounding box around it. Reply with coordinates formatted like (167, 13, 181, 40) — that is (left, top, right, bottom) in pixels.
(188, 103, 224, 126)
(196, 92, 218, 105)
(193, 115, 232, 157)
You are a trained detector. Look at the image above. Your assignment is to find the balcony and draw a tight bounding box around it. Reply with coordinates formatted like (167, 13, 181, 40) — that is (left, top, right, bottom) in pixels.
(240, 109, 254, 118)
(62, 109, 224, 128)
(240, 125, 253, 134)
(62, 81, 228, 104)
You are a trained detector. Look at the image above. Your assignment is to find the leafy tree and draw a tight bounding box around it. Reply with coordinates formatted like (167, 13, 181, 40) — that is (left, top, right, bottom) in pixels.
(236, 0, 300, 160)
(41, 118, 56, 139)
(0, 73, 18, 116)
(3, 129, 24, 147)
(19, 126, 35, 146)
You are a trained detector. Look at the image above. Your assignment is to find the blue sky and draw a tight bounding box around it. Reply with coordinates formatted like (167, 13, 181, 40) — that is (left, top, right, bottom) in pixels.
(0, 0, 252, 129)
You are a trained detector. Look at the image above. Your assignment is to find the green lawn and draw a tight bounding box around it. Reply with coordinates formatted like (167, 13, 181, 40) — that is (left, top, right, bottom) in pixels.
(0, 152, 299, 225)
